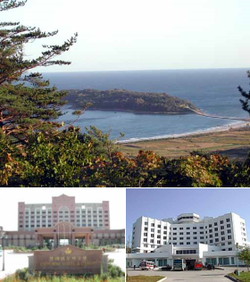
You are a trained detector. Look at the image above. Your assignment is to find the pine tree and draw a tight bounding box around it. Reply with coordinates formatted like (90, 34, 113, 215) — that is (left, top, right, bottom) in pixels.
(0, 0, 77, 143)
(238, 71, 250, 115)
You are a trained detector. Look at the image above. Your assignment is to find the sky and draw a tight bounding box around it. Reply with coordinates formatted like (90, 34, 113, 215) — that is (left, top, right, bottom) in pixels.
(126, 189, 250, 243)
(1, 0, 250, 72)
(0, 188, 126, 231)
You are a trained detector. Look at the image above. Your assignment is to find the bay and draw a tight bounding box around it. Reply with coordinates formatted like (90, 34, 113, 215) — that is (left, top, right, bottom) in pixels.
(43, 68, 250, 142)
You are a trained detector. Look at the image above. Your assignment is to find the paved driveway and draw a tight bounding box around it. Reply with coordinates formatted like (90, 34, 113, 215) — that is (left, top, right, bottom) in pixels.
(127, 267, 247, 281)
(0, 250, 32, 279)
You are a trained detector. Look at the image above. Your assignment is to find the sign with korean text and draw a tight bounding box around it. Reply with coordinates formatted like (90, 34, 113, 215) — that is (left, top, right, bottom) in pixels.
(33, 245, 102, 275)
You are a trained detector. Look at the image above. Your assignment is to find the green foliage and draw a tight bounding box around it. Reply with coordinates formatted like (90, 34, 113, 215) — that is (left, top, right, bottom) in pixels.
(108, 263, 124, 279)
(100, 273, 108, 282)
(0, 0, 77, 143)
(238, 71, 250, 115)
(66, 89, 198, 114)
(1, 127, 250, 186)
(238, 247, 250, 270)
(5, 269, 125, 282)
(15, 268, 31, 282)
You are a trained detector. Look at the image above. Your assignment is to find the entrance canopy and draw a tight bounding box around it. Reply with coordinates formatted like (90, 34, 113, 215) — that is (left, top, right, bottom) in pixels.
(35, 221, 94, 247)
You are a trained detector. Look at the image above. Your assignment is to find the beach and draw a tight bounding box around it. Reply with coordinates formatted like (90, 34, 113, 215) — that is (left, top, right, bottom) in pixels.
(118, 123, 250, 161)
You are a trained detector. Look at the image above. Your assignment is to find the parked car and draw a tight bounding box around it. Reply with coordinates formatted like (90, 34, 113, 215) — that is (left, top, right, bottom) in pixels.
(161, 264, 172, 271)
(207, 263, 215, 270)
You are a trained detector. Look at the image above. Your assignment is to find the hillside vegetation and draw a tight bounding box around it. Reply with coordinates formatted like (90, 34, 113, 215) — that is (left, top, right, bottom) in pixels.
(66, 89, 198, 114)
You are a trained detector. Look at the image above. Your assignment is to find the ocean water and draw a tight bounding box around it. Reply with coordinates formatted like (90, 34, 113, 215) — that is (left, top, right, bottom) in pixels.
(43, 68, 250, 142)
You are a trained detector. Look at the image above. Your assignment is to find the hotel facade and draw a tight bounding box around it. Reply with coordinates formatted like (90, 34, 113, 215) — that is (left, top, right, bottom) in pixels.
(0, 194, 125, 248)
(127, 212, 249, 267)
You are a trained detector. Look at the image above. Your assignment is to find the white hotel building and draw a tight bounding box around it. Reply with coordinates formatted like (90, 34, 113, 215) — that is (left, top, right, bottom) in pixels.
(127, 212, 249, 267)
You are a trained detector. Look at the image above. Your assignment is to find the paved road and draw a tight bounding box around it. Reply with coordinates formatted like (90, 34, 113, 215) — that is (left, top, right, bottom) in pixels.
(127, 267, 247, 281)
(0, 250, 32, 279)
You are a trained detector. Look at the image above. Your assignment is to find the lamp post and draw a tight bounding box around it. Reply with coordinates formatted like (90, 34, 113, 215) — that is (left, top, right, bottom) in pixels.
(236, 243, 239, 268)
(0, 231, 8, 271)
(63, 224, 65, 245)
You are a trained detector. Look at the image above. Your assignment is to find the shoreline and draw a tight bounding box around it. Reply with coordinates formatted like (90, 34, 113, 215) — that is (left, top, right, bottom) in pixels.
(117, 121, 250, 144)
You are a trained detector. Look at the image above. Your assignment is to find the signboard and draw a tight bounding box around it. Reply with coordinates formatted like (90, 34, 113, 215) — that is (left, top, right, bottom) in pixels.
(33, 245, 103, 275)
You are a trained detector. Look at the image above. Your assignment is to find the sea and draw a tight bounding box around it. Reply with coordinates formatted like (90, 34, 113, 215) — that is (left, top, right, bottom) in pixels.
(43, 68, 250, 142)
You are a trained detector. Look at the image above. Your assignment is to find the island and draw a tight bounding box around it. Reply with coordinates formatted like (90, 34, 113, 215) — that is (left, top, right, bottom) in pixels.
(65, 89, 199, 114)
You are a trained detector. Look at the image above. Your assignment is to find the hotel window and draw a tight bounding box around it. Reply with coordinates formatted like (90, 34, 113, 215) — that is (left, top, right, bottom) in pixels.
(209, 224, 212, 228)
(200, 236, 204, 239)
(179, 237, 183, 240)
(157, 235, 161, 239)
(163, 231, 167, 234)
(221, 237, 225, 241)
(186, 237, 190, 240)
(158, 225, 161, 228)
(199, 226, 204, 229)
(180, 227, 183, 230)
(215, 233, 218, 237)
(150, 239, 154, 243)
(228, 235, 232, 239)
(193, 232, 197, 235)
(180, 232, 183, 235)
(180, 242, 183, 245)
(228, 241, 232, 245)
(221, 231, 225, 235)
(151, 228, 154, 232)
(194, 242, 197, 245)
(221, 226, 224, 230)
(209, 229, 213, 233)
(144, 222, 148, 225)
(228, 248, 232, 251)
(209, 240, 213, 243)
(214, 227, 218, 231)
(158, 230, 161, 233)
(157, 240, 161, 244)
(186, 227, 190, 230)
(173, 228, 177, 230)
(220, 220, 224, 224)
(193, 237, 197, 239)
(151, 234, 154, 238)
(200, 231, 204, 234)
(214, 222, 218, 226)
(164, 226, 167, 229)
(226, 218, 230, 222)
(186, 232, 190, 235)
(163, 236, 167, 240)
(227, 224, 231, 228)
(144, 227, 148, 231)
(143, 238, 147, 242)
(151, 223, 155, 227)
(144, 233, 148, 236)
(186, 242, 190, 245)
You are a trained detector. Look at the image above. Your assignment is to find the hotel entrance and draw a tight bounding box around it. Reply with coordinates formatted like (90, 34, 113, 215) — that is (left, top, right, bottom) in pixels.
(35, 221, 93, 248)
